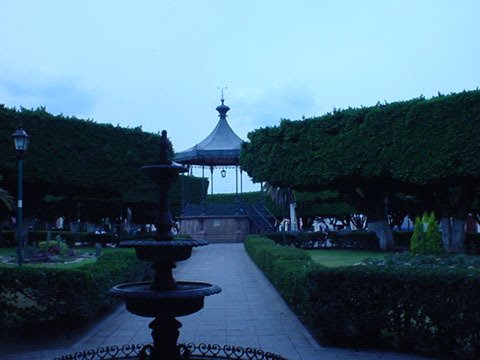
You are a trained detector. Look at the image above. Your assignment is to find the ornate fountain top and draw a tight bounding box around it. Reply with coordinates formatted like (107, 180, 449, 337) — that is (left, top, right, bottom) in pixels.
(158, 130, 172, 165)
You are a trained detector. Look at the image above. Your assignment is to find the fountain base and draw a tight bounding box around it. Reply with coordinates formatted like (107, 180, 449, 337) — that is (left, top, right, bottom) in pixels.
(56, 343, 287, 360)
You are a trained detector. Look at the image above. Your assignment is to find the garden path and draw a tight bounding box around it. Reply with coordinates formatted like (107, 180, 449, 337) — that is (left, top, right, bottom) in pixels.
(4, 244, 436, 360)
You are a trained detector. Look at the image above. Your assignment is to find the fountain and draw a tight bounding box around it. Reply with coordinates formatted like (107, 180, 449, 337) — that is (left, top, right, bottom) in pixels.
(57, 131, 285, 360)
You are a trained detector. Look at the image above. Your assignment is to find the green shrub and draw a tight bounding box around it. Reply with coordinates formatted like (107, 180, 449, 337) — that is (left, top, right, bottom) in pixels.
(0, 249, 150, 332)
(410, 213, 443, 255)
(245, 235, 480, 358)
(425, 213, 443, 255)
(410, 217, 426, 255)
(38, 238, 69, 255)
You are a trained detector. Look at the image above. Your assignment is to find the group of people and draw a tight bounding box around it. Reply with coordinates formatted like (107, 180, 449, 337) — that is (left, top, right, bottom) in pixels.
(277, 218, 304, 231)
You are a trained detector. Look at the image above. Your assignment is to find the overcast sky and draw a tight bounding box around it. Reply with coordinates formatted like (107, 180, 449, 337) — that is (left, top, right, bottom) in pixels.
(1, 0, 479, 193)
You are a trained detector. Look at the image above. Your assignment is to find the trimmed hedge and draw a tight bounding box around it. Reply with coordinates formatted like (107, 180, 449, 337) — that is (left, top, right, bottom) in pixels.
(266, 232, 326, 248)
(245, 236, 480, 358)
(266, 231, 389, 250)
(0, 249, 150, 332)
(328, 230, 378, 249)
(265, 230, 480, 254)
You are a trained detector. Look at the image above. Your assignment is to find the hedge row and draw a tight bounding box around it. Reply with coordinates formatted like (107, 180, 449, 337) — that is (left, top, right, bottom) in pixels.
(266, 231, 390, 249)
(265, 231, 480, 254)
(0, 249, 151, 332)
(245, 236, 480, 358)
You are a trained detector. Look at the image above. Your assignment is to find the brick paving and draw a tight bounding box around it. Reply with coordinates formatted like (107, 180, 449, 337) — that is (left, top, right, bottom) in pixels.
(3, 244, 436, 360)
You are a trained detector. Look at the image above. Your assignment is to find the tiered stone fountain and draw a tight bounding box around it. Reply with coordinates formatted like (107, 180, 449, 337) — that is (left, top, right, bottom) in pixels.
(58, 131, 285, 360)
(108, 130, 221, 360)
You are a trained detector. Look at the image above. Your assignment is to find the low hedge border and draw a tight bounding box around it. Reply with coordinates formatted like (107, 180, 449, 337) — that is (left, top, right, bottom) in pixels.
(245, 235, 480, 358)
(265, 231, 480, 254)
(0, 249, 151, 333)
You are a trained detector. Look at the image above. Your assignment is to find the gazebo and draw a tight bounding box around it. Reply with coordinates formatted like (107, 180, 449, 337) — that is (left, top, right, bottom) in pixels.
(174, 97, 276, 242)
(174, 96, 244, 195)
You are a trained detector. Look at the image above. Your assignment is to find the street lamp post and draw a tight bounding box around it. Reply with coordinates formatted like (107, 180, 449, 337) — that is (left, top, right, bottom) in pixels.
(12, 126, 30, 266)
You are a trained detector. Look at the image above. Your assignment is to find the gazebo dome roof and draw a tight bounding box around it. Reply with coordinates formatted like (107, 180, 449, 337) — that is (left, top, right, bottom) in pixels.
(174, 99, 243, 166)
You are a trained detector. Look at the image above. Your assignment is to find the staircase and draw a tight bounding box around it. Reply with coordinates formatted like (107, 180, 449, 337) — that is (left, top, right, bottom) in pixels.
(241, 202, 277, 233)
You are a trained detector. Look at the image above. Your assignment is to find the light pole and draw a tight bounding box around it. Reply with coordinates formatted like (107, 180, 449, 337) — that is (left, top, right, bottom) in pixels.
(12, 126, 30, 266)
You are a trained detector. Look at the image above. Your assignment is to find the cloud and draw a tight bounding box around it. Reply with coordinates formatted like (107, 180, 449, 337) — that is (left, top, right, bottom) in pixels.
(229, 83, 319, 139)
(0, 69, 96, 118)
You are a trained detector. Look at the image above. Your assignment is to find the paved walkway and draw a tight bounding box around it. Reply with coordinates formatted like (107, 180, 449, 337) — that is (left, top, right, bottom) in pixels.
(4, 244, 435, 360)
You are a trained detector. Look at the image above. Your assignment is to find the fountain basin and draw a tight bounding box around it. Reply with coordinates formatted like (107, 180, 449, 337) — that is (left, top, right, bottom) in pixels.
(110, 281, 221, 317)
(119, 239, 208, 262)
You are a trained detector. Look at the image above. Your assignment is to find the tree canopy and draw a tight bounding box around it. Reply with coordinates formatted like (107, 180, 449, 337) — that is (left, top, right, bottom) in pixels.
(0, 105, 205, 222)
(240, 90, 480, 250)
(242, 90, 480, 189)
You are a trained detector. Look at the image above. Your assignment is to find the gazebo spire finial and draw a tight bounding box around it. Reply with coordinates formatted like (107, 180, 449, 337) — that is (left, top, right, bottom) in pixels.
(218, 86, 228, 104)
(216, 87, 230, 117)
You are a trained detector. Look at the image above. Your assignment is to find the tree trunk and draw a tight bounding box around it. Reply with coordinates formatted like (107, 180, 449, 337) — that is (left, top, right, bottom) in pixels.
(451, 218, 466, 253)
(440, 216, 466, 253)
(440, 217, 452, 251)
(437, 183, 474, 253)
(368, 220, 394, 250)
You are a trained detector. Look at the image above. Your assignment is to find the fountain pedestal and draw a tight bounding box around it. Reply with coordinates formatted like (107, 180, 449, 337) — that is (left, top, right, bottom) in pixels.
(149, 317, 181, 360)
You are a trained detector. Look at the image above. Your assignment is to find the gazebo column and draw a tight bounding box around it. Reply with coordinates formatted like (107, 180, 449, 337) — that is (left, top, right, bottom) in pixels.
(240, 169, 243, 196)
(181, 171, 185, 215)
(235, 166, 239, 195)
(210, 166, 214, 195)
(234, 166, 240, 214)
(202, 165, 206, 215)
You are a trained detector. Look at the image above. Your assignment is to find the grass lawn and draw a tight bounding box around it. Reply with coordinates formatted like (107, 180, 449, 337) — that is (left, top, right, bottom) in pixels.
(308, 249, 387, 267)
